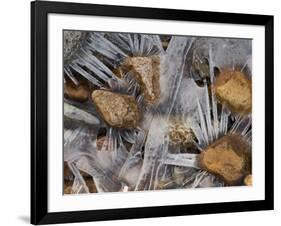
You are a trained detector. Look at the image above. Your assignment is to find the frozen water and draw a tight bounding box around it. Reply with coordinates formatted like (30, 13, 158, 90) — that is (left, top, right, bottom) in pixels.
(63, 31, 252, 193)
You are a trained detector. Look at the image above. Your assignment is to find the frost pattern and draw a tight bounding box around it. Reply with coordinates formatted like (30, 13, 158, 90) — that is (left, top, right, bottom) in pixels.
(63, 31, 252, 194)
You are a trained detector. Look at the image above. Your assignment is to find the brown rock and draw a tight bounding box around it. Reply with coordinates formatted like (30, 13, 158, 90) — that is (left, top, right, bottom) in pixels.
(64, 181, 73, 194)
(123, 56, 161, 104)
(64, 82, 89, 102)
(244, 174, 252, 186)
(85, 178, 97, 193)
(199, 134, 251, 185)
(214, 70, 252, 115)
(64, 162, 73, 181)
(92, 90, 139, 128)
(169, 122, 195, 148)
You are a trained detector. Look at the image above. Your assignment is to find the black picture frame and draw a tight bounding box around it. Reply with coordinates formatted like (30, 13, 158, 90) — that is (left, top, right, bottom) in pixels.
(31, 1, 274, 224)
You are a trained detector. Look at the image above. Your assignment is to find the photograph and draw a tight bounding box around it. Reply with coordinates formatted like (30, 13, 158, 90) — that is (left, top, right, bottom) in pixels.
(30, 1, 274, 224)
(63, 30, 253, 194)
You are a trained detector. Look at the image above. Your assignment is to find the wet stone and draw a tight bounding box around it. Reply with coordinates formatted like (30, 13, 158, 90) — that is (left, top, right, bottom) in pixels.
(191, 57, 210, 80)
(214, 70, 252, 115)
(92, 90, 139, 128)
(64, 82, 90, 102)
(199, 134, 251, 185)
(64, 102, 100, 126)
(123, 56, 161, 104)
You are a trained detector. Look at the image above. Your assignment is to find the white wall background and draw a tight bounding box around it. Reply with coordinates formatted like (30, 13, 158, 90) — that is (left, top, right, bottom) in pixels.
(0, 0, 279, 225)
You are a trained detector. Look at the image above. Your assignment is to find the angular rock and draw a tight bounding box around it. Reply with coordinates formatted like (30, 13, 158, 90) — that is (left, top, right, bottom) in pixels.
(199, 134, 251, 185)
(214, 70, 252, 115)
(123, 56, 160, 104)
(92, 90, 139, 128)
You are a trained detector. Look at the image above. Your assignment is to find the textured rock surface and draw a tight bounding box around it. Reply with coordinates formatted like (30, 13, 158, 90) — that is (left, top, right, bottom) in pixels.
(92, 90, 139, 128)
(191, 57, 210, 80)
(63, 31, 87, 64)
(169, 122, 195, 148)
(214, 70, 252, 115)
(64, 82, 89, 102)
(199, 134, 251, 185)
(123, 56, 160, 104)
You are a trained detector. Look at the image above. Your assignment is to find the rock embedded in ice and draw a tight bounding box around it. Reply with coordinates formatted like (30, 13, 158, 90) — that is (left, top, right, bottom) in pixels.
(64, 181, 73, 194)
(112, 67, 125, 79)
(214, 70, 252, 115)
(64, 162, 74, 181)
(64, 102, 100, 126)
(191, 57, 210, 80)
(244, 174, 252, 186)
(123, 56, 160, 104)
(84, 177, 98, 193)
(64, 82, 90, 102)
(169, 122, 195, 148)
(96, 136, 108, 150)
(92, 90, 139, 128)
(199, 134, 251, 185)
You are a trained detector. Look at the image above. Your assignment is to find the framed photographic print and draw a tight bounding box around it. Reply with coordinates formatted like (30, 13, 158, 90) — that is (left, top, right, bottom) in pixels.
(31, 0, 274, 224)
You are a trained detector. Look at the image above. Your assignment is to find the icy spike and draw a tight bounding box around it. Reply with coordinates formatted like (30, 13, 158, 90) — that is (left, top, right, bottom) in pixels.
(123, 56, 160, 104)
(214, 70, 252, 115)
(92, 90, 139, 128)
(199, 134, 251, 185)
